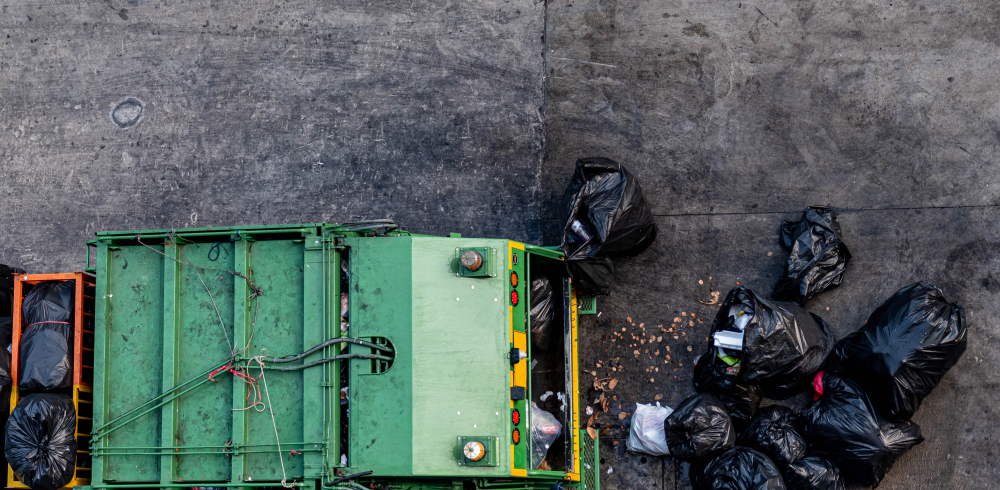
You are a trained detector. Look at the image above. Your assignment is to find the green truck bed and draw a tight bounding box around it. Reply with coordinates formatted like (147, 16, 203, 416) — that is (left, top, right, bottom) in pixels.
(82, 223, 598, 490)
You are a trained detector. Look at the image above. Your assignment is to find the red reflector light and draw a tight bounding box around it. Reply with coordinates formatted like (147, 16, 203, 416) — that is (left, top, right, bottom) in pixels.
(510, 271, 519, 287)
(512, 409, 521, 425)
(512, 428, 521, 445)
(510, 290, 519, 306)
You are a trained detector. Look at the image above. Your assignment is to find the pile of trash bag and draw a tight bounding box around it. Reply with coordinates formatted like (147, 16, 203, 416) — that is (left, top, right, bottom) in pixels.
(560, 157, 656, 295)
(19, 281, 75, 391)
(663, 393, 735, 461)
(690, 447, 787, 490)
(530, 403, 562, 469)
(592, 206, 964, 488)
(6, 393, 78, 490)
(784, 457, 845, 490)
(772, 207, 851, 304)
(736, 406, 806, 467)
(833, 282, 967, 421)
(798, 373, 924, 487)
(693, 287, 834, 400)
(529, 277, 556, 351)
(626, 402, 673, 456)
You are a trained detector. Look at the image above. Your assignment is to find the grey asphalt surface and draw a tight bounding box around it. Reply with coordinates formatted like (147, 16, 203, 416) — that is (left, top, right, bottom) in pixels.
(1, 0, 997, 488)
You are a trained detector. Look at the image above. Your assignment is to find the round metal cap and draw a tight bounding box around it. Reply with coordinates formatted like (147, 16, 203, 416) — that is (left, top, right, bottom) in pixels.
(460, 251, 483, 271)
(463, 440, 486, 462)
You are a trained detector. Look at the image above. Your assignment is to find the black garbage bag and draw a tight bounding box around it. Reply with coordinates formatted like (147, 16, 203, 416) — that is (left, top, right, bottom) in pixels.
(695, 287, 834, 400)
(692, 356, 762, 430)
(6, 393, 77, 490)
(772, 207, 851, 304)
(565, 256, 614, 297)
(833, 282, 966, 422)
(560, 158, 656, 295)
(0, 317, 11, 390)
(530, 277, 556, 351)
(560, 157, 657, 259)
(663, 393, 735, 461)
(737, 405, 806, 467)
(799, 373, 923, 487)
(690, 447, 787, 490)
(784, 457, 845, 490)
(20, 282, 75, 391)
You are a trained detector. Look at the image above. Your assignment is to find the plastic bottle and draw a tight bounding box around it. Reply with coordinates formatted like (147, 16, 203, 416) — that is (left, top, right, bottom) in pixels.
(571, 220, 593, 241)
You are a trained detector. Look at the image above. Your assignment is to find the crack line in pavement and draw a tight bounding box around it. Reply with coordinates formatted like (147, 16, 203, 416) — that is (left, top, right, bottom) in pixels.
(540, 203, 1000, 221)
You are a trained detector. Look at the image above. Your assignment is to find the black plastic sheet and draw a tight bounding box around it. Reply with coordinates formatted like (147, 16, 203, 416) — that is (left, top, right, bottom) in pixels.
(0, 264, 25, 317)
(19, 282, 75, 391)
(695, 287, 834, 400)
(834, 282, 967, 421)
(690, 447, 787, 490)
(529, 277, 556, 351)
(662, 393, 735, 461)
(772, 206, 851, 304)
(564, 257, 614, 297)
(0, 317, 11, 390)
(784, 457, 845, 490)
(6, 393, 77, 490)
(737, 405, 806, 467)
(799, 373, 923, 487)
(560, 158, 656, 295)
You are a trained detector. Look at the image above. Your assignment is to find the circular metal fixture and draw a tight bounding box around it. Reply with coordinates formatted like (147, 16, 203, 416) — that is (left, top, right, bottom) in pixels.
(463, 441, 486, 461)
(460, 251, 483, 271)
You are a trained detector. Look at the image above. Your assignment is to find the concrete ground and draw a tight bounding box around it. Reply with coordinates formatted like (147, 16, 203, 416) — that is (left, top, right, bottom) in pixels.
(1, 0, 998, 488)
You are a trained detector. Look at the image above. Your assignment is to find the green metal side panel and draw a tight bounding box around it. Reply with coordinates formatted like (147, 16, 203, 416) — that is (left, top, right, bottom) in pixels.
(100, 244, 165, 482)
(93, 226, 331, 487)
(243, 239, 308, 481)
(409, 238, 510, 476)
(347, 237, 414, 476)
(174, 242, 235, 482)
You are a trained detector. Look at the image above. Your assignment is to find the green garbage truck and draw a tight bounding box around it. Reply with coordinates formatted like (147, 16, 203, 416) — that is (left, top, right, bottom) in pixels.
(76, 222, 598, 490)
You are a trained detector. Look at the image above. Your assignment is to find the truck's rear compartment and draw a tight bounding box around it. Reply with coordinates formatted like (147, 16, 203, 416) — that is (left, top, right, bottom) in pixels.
(528, 255, 573, 474)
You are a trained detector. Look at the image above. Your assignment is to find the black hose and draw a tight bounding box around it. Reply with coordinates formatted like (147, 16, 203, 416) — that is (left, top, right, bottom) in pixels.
(265, 353, 393, 372)
(325, 470, 374, 486)
(267, 337, 393, 364)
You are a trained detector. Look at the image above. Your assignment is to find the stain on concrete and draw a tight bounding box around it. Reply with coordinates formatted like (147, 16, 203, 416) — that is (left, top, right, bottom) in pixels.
(681, 23, 709, 37)
(111, 98, 143, 128)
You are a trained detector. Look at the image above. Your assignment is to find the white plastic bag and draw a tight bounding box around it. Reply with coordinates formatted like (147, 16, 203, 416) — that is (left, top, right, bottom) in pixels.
(530, 403, 563, 469)
(626, 402, 673, 456)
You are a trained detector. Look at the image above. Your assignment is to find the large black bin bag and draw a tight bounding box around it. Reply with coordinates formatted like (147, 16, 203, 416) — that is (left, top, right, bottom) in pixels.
(834, 282, 967, 421)
(772, 206, 851, 304)
(799, 373, 923, 488)
(690, 447, 787, 490)
(19, 282, 75, 391)
(6, 393, 77, 490)
(559, 158, 656, 295)
(662, 393, 735, 461)
(694, 287, 834, 400)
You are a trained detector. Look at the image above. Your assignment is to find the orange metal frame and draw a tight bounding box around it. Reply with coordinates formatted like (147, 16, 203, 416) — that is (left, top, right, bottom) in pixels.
(8, 272, 95, 489)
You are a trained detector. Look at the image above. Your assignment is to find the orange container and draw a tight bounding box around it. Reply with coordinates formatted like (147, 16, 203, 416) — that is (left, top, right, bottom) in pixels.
(8, 272, 95, 489)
